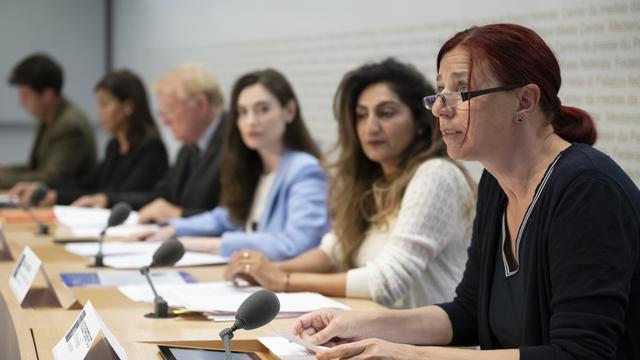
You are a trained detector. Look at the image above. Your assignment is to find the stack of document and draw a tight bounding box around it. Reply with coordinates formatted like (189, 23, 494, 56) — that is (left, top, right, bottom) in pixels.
(118, 282, 351, 321)
(54, 205, 158, 237)
(65, 242, 161, 256)
(103, 252, 228, 269)
(64, 241, 228, 269)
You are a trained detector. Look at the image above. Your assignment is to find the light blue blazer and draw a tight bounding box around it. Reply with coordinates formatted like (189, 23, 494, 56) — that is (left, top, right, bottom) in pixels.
(169, 151, 329, 260)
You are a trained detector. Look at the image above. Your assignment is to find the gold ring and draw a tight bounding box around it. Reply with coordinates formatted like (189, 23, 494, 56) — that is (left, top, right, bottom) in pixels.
(242, 251, 250, 259)
(244, 264, 251, 273)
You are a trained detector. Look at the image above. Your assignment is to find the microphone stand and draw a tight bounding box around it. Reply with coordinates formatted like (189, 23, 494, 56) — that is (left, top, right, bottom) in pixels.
(92, 202, 132, 268)
(217, 289, 280, 360)
(219, 324, 238, 360)
(140, 265, 175, 318)
(93, 227, 108, 267)
(21, 205, 49, 235)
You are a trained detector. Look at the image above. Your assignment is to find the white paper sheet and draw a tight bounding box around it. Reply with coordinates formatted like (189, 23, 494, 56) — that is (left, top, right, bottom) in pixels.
(61, 270, 193, 287)
(69, 224, 159, 238)
(117, 282, 350, 319)
(271, 331, 326, 353)
(103, 252, 228, 269)
(0, 194, 17, 207)
(54, 205, 139, 227)
(118, 281, 233, 302)
(184, 291, 350, 313)
(205, 312, 303, 322)
(99, 271, 191, 286)
(259, 334, 329, 359)
(65, 242, 161, 257)
(258, 337, 319, 359)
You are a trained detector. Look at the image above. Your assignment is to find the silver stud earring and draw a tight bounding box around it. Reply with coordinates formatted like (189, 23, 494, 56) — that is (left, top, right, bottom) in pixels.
(514, 114, 524, 123)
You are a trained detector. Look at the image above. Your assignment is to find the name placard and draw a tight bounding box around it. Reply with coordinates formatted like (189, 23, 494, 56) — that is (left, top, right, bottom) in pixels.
(7, 245, 79, 309)
(8, 246, 42, 304)
(52, 300, 128, 360)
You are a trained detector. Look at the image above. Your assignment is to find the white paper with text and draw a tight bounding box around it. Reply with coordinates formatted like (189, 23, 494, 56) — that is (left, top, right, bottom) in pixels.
(52, 300, 127, 360)
(8, 246, 42, 304)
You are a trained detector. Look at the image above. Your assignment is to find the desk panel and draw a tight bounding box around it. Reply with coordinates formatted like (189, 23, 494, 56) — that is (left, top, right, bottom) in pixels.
(0, 213, 381, 359)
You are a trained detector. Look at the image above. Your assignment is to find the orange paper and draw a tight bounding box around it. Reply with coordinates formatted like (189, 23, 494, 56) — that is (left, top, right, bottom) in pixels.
(0, 211, 56, 223)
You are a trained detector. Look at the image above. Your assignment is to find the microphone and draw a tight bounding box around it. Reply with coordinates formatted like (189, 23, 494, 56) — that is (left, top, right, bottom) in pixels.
(140, 237, 185, 318)
(20, 183, 50, 235)
(219, 289, 280, 359)
(93, 202, 131, 267)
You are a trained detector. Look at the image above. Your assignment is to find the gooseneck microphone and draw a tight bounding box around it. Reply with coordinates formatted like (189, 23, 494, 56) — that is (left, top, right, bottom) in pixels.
(20, 183, 50, 235)
(140, 237, 185, 318)
(93, 202, 131, 267)
(219, 289, 280, 359)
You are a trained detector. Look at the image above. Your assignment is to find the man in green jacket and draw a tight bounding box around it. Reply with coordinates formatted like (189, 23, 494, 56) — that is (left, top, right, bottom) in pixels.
(0, 54, 96, 189)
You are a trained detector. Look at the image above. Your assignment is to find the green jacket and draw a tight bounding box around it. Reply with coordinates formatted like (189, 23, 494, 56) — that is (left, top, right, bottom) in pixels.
(0, 98, 97, 189)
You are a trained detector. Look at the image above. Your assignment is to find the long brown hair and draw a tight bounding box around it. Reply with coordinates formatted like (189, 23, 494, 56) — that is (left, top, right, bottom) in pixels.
(95, 69, 158, 148)
(220, 69, 322, 225)
(331, 58, 466, 269)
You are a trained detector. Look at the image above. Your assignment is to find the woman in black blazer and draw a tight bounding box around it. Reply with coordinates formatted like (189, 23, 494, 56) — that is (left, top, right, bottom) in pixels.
(11, 70, 168, 205)
(290, 23, 639, 360)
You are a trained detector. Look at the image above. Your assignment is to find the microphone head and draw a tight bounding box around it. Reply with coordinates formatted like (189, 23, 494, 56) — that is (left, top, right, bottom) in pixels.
(29, 183, 49, 205)
(107, 202, 131, 227)
(150, 237, 185, 267)
(234, 289, 280, 330)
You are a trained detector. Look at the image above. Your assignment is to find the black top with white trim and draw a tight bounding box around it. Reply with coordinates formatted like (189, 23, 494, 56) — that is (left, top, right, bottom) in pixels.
(438, 143, 640, 360)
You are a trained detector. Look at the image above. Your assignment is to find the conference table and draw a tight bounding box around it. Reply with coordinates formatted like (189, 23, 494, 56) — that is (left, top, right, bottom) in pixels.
(0, 209, 381, 359)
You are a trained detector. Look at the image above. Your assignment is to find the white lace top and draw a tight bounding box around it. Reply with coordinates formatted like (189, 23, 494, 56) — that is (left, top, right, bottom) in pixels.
(320, 158, 475, 308)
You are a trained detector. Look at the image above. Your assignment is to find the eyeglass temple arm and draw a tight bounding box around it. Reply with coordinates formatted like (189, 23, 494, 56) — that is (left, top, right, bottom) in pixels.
(461, 84, 522, 101)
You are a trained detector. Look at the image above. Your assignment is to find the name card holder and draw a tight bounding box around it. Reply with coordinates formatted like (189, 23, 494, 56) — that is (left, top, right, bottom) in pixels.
(52, 300, 128, 360)
(8, 246, 79, 309)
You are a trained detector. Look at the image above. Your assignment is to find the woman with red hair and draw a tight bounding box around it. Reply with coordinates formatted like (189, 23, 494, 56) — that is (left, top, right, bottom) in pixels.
(292, 23, 639, 360)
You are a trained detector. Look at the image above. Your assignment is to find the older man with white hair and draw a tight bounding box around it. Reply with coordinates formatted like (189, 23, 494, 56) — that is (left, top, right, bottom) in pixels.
(74, 64, 226, 223)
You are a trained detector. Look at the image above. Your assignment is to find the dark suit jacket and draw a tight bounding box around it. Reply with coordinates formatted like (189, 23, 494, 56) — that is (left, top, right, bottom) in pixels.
(0, 98, 97, 189)
(56, 134, 169, 204)
(107, 114, 227, 217)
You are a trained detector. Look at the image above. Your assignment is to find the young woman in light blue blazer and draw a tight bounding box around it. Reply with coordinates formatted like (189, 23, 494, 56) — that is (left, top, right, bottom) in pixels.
(134, 69, 329, 260)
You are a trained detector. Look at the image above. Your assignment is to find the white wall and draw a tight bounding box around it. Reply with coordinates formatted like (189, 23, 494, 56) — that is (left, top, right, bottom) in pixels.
(0, 0, 108, 164)
(112, 0, 640, 184)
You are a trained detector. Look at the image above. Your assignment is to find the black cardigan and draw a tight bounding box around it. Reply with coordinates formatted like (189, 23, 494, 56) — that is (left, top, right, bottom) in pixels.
(56, 135, 168, 204)
(438, 143, 640, 360)
(107, 114, 227, 216)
